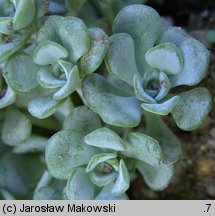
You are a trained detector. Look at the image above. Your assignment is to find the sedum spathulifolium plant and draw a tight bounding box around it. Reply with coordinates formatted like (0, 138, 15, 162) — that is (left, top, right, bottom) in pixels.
(0, 1, 212, 200)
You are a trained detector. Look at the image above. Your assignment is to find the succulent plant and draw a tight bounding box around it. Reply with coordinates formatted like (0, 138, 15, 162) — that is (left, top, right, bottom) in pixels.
(0, 2, 212, 200)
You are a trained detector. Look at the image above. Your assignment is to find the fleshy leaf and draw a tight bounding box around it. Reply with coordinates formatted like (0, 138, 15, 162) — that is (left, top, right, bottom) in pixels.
(144, 112, 181, 163)
(171, 87, 212, 131)
(82, 74, 141, 127)
(79, 27, 109, 78)
(59, 17, 90, 63)
(141, 96, 180, 115)
(95, 183, 128, 200)
(5, 53, 39, 93)
(160, 27, 210, 86)
(89, 170, 118, 187)
(53, 65, 79, 100)
(45, 130, 98, 179)
(136, 160, 174, 191)
(113, 4, 162, 73)
(13, 135, 48, 154)
(63, 106, 101, 135)
(133, 74, 156, 103)
(28, 95, 65, 119)
(105, 33, 139, 86)
(13, 0, 36, 30)
(86, 153, 117, 173)
(0, 87, 16, 109)
(111, 159, 130, 196)
(66, 167, 95, 200)
(33, 41, 68, 65)
(123, 132, 163, 167)
(0, 17, 13, 35)
(2, 108, 32, 146)
(84, 127, 126, 151)
(38, 67, 66, 88)
(145, 43, 183, 75)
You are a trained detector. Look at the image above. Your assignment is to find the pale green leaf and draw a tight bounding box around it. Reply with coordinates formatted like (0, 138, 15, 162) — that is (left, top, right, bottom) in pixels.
(141, 96, 180, 115)
(45, 130, 98, 179)
(124, 132, 163, 167)
(84, 127, 126, 151)
(171, 87, 212, 131)
(53, 65, 79, 100)
(59, 17, 90, 63)
(33, 41, 68, 65)
(105, 33, 139, 85)
(111, 160, 130, 196)
(13, 0, 36, 30)
(79, 27, 109, 78)
(66, 167, 95, 200)
(136, 160, 174, 191)
(0, 17, 13, 35)
(63, 106, 101, 135)
(145, 43, 183, 75)
(28, 95, 65, 119)
(113, 4, 162, 73)
(0, 87, 16, 109)
(2, 108, 31, 146)
(5, 53, 39, 93)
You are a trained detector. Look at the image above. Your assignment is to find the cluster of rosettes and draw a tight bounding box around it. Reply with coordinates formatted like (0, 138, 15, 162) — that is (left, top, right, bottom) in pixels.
(0, 2, 212, 200)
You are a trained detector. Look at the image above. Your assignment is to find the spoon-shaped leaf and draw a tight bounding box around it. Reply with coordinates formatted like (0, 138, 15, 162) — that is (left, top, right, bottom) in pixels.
(45, 130, 98, 179)
(33, 41, 68, 65)
(0, 17, 13, 35)
(0, 87, 16, 109)
(123, 132, 163, 167)
(66, 167, 95, 200)
(136, 160, 174, 191)
(105, 33, 139, 86)
(79, 27, 109, 78)
(141, 96, 180, 115)
(145, 43, 183, 75)
(28, 95, 65, 119)
(1, 108, 32, 146)
(5, 53, 39, 93)
(84, 127, 126, 151)
(171, 87, 212, 131)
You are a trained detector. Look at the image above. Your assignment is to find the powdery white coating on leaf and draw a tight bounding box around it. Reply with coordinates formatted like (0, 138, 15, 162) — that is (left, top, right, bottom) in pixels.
(5, 53, 39, 93)
(28, 95, 65, 119)
(45, 130, 98, 180)
(171, 87, 212, 131)
(86, 153, 117, 172)
(145, 112, 182, 163)
(141, 96, 180, 116)
(84, 127, 126, 151)
(111, 160, 130, 196)
(33, 41, 68, 65)
(145, 43, 183, 75)
(136, 160, 174, 191)
(113, 4, 162, 73)
(63, 106, 101, 136)
(53, 65, 79, 100)
(59, 17, 90, 63)
(124, 132, 163, 167)
(38, 67, 66, 88)
(159, 27, 210, 87)
(0, 87, 16, 109)
(79, 27, 109, 78)
(13, 0, 36, 30)
(1, 108, 32, 146)
(105, 33, 139, 86)
(66, 167, 95, 200)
